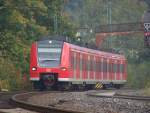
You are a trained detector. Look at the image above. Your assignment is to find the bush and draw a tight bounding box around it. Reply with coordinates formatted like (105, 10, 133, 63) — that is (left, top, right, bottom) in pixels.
(0, 58, 29, 91)
(127, 62, 150, 88)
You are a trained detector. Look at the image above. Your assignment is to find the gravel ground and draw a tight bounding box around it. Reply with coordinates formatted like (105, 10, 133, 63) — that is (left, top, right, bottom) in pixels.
(0, 91, 39, 113)
(1, 90, 149, 113)
(0, 92, 16, 109)
(116, 89, 150, 96)
(28, 90, 150, 113)
(0, 108, 38, 113)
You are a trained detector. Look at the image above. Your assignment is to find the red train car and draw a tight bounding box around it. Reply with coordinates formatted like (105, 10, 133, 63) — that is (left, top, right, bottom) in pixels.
(30, 39, 127, 90)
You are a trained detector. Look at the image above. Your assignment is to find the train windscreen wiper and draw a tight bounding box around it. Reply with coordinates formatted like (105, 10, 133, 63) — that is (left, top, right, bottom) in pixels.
(40, 59, 59, 62)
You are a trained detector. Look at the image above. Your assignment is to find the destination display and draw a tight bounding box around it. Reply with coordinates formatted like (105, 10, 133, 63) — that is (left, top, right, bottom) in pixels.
(38, 40, 63, 48)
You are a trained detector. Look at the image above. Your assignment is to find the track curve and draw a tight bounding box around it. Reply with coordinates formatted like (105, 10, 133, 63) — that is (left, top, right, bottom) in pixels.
(11, 90, 150, 113)
(11, 91, 84, 113)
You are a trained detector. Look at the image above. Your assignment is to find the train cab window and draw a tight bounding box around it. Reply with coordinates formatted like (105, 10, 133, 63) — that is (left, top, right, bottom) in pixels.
(37, 40, 63, 67)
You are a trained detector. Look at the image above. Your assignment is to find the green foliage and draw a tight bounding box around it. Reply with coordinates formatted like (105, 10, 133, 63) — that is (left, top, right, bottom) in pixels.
(0, 0, 74, 90)
(0, 0, 149, 90)
(0, 31, 15, 57)
(0, 58, 26, 90)
(66, 0, 150, 89)
(128, 61, 150, 88)
(65, 0, 146, 26)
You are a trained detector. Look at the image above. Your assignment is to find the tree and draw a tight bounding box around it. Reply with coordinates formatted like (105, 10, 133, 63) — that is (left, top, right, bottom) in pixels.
(0, 0, 74, 90)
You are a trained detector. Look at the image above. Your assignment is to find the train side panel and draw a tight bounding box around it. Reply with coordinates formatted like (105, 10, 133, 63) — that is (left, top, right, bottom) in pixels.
(65, 43, 127, 85)
(30, 42, 40, 81)
(58, 42, 70, 81)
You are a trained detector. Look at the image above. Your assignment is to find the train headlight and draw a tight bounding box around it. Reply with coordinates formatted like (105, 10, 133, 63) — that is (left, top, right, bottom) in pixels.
(61, 67, 67, 71)
(32, 67, 37, 71)
(49, 40, 52, 43)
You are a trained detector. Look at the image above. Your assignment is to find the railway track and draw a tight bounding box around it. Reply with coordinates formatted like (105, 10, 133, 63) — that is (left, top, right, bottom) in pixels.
(87, 92, 150, 101)
(11, 91, 84, 113)
(10, 90, 150, 113)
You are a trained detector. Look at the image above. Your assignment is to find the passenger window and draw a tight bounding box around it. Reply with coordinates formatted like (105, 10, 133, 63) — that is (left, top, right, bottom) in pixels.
(99, 59, 101, 72)
(103, 60, 107, 72)
(97, 57, 100, 72)
(120, 64, 124, 73)
(109, 63, 111, 73)
(90, 56, 93, 71)
(73, 52, 76, 70)
(85, 55, 88, 71)
(93, 57, 96, 72)
(80, 54, 82, 70)
(113, 63, 117, 73)
(107, 61, 109, 73)
(88, 56, 90, 71)
(96, 57, 99, 72)
(101, 58, 103, 72)
(71, 52, 74, 68)
(117, 64, 120, 73)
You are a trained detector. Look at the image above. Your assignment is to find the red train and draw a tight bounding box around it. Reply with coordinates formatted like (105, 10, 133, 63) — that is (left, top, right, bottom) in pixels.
(30, 39, 127, 90)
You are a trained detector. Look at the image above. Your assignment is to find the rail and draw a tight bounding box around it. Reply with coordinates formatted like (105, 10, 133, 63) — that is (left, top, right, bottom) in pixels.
(11, 91, 84, 113)
(87, 92, 150, 101)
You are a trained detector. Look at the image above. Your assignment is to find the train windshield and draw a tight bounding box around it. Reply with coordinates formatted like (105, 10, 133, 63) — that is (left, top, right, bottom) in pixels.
(37, 40, 63, 67)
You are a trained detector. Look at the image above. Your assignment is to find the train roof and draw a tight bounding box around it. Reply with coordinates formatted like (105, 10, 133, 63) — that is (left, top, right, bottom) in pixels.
(36, 39, 126, 60)
(65, 42, 126, 60)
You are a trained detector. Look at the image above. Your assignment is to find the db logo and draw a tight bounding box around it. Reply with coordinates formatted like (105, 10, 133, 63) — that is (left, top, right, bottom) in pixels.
(144, 23, 150, 31)
(46, 69, 51, 72)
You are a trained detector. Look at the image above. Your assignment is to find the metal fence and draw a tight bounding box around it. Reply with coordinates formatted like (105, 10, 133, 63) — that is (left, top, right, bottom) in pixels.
(95, 22, 144, 33)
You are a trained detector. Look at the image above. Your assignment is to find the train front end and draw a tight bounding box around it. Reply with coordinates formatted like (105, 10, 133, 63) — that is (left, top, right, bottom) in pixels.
(30, 40, 64, 89)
